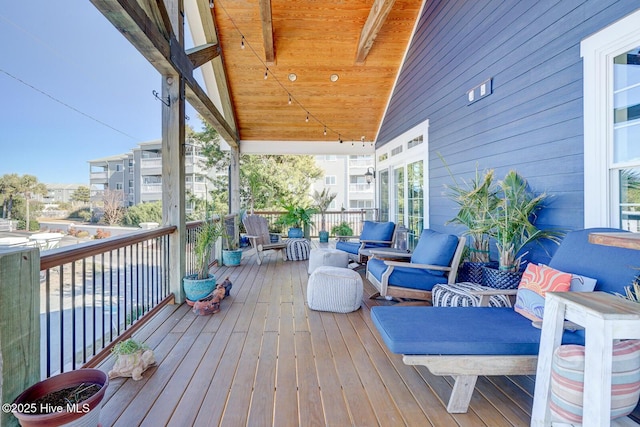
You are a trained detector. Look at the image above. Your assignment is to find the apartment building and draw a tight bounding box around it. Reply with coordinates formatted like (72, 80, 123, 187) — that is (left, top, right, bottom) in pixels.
(88, 140, 214, 211)
(312, 154, 374, 212)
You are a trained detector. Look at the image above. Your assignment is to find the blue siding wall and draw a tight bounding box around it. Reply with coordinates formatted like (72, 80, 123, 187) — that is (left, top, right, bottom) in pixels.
(377, 0, 639, 260)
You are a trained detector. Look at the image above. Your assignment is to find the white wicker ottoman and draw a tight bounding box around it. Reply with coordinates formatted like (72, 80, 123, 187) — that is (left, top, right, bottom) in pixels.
(307, 266, 363, 313)
(308, 248, 350, 274)
(286, 238, 310, 261)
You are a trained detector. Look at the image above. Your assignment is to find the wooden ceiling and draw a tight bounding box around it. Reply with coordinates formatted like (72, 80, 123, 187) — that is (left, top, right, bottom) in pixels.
(210, 0, 423, 144)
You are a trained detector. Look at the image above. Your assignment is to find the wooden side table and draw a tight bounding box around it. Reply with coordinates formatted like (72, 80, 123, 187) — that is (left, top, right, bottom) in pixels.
(531, 291, 640, 427)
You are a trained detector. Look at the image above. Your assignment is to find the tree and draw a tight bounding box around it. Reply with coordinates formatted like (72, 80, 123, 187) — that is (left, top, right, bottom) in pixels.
(0, 174, 46, 229)
(102, 189, 125, 225)
(0, 173, 21, 219)
(123, 201, 162, 227)
(71, 186, 91, 204)
(194, 121, 323, 212)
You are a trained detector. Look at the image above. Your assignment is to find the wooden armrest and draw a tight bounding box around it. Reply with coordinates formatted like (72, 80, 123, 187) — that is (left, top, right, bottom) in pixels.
(531, 320, 584, 331)
(360, 239, 393, 245)
(382, 260, 450, 271)
(369, 249, 412, 259)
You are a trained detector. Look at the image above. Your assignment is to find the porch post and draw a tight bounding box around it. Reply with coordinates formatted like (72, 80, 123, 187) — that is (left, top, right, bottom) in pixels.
(229, 145, 241, 216)
(0, 247, 39, 427)
(162, 0, 186, 303)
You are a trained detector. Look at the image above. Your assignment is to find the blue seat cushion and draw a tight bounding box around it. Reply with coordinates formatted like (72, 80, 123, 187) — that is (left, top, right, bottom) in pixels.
(367, 258, 447, 291)
(335, 241, 360, 255)
(360, 221, 395, 248)
(409, 229, 460, 276)
(371, 306, 584, 355)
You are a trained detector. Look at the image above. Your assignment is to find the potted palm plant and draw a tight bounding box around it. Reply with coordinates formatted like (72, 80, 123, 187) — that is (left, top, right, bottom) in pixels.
(312, 188, 337, 243)
(482, 170, 563, 288)
(446, 167, 499, 284)
(222, 213, 242, 266)
(183, 213, 226, 303)
(278, 201, 316, 239)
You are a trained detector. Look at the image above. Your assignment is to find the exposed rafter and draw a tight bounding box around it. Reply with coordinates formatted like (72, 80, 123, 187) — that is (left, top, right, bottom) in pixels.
(259, 0, 276, 65)
(90, 0, 238, 146)
(186, 43, 221, 68)
(355, 0, 396, 64)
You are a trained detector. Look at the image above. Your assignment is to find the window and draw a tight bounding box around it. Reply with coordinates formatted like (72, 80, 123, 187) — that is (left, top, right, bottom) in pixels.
(349, 200, 373, 209)
(582, 9, 640, 229)
(115, 183, 123, 190)
(407, 160, 424, 247)
(115, 164, 123, 172)
(325, 175, 336, 185)
(379, 170, 390, 222)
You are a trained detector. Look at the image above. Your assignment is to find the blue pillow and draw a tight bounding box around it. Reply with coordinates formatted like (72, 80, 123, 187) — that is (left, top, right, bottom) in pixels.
(410, 229, 460, 276)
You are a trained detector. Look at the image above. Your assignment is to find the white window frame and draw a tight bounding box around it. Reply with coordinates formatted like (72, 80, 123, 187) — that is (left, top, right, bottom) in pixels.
(581, 8, 640, 227)
(375, 119, 429, 228)
(325, 175, 336, 185)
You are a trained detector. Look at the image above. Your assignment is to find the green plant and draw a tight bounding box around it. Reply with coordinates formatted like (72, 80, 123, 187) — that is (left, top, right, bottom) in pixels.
(445, 167, 499, 263)
(616, 275, 640, 303)
(277, 201, 316, 229)
(487, 170, 563, 272)
(312, 188, 337, 232)
(222, 213, 240, 251)
(331, 222, 353, 237)
(111, 338, 148, 356)
(194, 214, 226, 279)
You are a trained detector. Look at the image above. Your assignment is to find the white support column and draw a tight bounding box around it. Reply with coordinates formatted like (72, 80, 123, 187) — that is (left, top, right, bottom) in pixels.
(229, 144, 241, 215)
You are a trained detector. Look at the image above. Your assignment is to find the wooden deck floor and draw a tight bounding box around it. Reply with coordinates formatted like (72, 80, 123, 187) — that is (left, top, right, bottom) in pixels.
(96, 247, 536, 427)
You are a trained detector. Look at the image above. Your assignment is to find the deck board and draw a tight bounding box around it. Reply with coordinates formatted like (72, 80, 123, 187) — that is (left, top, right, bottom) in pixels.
(95, 245, 551, 426)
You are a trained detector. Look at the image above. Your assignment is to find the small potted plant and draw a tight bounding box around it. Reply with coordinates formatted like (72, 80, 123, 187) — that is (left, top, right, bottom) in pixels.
(183, 212, 226, 303)
(312, 188, 337, 243)
(12, 368, 108, 427)
(278, 200, 316, 239)
(108, 338, 155, 381)
(222, 214, 242, 266)
(331, 222, 354, 241)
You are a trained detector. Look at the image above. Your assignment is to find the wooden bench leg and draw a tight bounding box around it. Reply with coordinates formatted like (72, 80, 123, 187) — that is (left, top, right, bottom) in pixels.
(447, 375, 478, 413)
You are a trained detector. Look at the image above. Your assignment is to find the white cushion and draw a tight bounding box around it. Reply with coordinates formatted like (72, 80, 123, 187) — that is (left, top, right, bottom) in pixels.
(308, 248, 350, 274)
(307, 266, 363, 313)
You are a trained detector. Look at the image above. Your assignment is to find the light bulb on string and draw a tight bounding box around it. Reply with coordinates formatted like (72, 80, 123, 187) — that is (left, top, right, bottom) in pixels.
(209, 0, 213, 8)
(288, 94, 292, 105)
(264, 68, 268, 79)
(241, 36, 245, 49)
(339, 134, 343, 144)
(306, 113, 309, 123)
(323, 126, 327, 136)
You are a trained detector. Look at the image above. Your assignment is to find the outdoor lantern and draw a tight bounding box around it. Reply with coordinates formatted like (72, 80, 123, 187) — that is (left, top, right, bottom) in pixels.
(394, 225, 409, 251)
(364, 167, 375, 184)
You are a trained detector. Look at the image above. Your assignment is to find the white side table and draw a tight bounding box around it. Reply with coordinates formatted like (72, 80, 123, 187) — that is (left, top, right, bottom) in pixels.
(531, 291, 640, 427)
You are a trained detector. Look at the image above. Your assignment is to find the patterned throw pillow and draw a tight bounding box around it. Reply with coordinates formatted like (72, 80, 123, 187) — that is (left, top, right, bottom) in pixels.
(550, 340, 640, 423)
(514, 263, 572, 322)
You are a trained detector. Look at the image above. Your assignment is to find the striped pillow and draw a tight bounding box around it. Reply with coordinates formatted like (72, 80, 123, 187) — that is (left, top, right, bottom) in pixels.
(550, 340, 640, 423)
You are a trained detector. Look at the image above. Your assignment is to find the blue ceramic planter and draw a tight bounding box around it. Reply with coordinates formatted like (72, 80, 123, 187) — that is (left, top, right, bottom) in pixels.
(183, 274, 216, 301)
(288, 227, 303, 238)
(222, 249, 242, 266)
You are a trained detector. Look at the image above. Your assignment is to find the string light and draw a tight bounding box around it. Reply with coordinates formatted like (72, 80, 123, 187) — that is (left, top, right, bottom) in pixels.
(209, 0, 213, 9)
(215, 0, 368, 145)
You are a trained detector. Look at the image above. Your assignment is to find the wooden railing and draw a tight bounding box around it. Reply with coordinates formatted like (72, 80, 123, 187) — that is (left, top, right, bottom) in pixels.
(253, 209, 378, 237)
(39, 226, 177, 378)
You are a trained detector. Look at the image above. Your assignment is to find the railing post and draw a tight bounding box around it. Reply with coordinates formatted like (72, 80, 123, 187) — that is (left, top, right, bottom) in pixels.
(0, 247, 39, 427)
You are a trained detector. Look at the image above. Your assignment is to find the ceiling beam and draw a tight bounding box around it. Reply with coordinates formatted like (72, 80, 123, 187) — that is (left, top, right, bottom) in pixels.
(90, 0, 238, 146)
(355, 0, 396, 64)
(259, 0, 276, 64)
(186, 43, 220, 68)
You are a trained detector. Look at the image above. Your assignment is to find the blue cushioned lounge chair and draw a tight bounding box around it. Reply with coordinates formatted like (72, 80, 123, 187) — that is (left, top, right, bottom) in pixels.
(335, 221, 395, 263)
(366, 229, 466, 302)
(370, 228, 639, 413)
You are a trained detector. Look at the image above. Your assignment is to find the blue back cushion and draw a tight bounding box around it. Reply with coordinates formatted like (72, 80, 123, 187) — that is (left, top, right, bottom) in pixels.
(547, 228, 639, 295)
(360, 221, 395, 248)
(410, 229, 460, 275)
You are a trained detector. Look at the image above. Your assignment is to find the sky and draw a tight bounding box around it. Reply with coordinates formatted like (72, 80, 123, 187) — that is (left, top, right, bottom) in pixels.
(0, 1, 202, 184)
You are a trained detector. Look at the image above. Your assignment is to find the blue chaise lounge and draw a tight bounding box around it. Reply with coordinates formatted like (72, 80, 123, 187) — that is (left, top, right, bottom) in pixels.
(371, 228, 640, 413)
